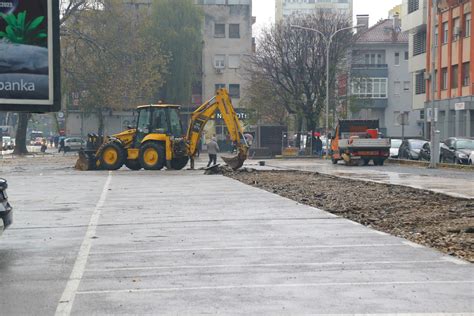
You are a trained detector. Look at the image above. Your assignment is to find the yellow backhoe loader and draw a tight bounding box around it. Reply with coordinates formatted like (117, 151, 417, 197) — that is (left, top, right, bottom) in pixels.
(75, 89, 249, 171)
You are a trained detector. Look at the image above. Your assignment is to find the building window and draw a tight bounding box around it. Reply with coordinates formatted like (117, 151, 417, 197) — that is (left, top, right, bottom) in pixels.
(453, 18, 461, 41)
(434, 26, 438, 46)
(465, 13, 471, 37)
(413, 31, 426, 56)
(214, 54, 225, 69)
(351, 77, 388, 99)
(462, 62, 470, 86)
(364, 53, 383, 65)
(229, 84, 240, 98)
(442, 22, 448, 44)
(394, 52, 400, 66)
(403, 81, 410, 91)
(452, 65, 458, 89)
(404, 51, 409, 60)
(228, 55, 240, 69)
(415, 72, 426, 95)
(214, 24, 225, 38)
(441, 68, 448, 90)
(394, 81, 401, 95)
(408, 0, 419, 14)
(215, 84, 226, 92)
(229, 24, 240, 38)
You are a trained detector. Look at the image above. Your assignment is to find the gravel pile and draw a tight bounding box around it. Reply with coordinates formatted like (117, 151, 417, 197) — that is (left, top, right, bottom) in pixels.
(227, 170, 474, 263)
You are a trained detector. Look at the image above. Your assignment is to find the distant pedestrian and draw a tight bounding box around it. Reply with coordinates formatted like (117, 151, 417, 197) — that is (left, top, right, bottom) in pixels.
(54, 135, 59, 148)
(49, 136, 54, 147)
(58, 137, 65, 153)
(244, 133, 253, 146)
(206, 137, 219, 167)
(314, 135, 323, 158)
(41, 138, 47, 153)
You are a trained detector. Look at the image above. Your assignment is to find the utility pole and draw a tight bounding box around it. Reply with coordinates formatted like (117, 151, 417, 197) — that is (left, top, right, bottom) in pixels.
(429, 0, 439, 168)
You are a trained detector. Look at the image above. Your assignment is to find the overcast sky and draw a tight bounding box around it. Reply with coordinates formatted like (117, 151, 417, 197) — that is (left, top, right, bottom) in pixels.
(253, 0, 403, 35)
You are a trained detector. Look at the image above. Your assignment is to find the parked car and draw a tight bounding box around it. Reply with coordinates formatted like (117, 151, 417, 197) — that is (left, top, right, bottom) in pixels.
(440, 137, 474, 164)
(390, 139, 402, 158)
(469, 151, 474, 165)
(63, 137, 85, 152)
(2, 136, 14, 150)
(419, 142, 445, 162)
(398, 139, 428, 160)
(0, 178, 13, 235)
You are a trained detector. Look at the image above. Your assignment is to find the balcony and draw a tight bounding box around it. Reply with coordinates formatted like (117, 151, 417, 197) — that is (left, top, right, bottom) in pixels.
(351, 64, 388, 78)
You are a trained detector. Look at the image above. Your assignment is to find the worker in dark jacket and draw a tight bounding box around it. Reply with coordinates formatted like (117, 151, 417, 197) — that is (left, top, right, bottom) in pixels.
(314, 135, 323, 158)
(207, 137, 220, 167)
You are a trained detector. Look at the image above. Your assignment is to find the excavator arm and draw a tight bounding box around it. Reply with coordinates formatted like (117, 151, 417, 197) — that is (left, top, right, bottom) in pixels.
(187, 88, 249, 170)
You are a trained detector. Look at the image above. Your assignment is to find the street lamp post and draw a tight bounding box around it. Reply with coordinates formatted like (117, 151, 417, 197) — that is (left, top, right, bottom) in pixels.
(429, 0, 440, 169)
(291, 24, 364, 158)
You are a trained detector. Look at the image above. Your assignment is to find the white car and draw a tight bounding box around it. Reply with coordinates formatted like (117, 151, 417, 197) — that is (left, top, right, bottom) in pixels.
(63, 137, 85, 152)
(390, 139, 402, 158)
(2, 136, 14, 150)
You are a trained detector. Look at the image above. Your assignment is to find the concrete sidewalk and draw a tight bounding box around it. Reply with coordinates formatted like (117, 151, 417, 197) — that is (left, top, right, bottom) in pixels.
(64, 170, 472, 314)
(249, 158, 474, 199)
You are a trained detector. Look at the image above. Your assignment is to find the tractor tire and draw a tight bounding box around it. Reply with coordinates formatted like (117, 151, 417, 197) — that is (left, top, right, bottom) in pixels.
(139, 142, 165, 170)
(170, 156, 189, 170)
(99, 142, 125, 170)
(125, 160, 142, 171)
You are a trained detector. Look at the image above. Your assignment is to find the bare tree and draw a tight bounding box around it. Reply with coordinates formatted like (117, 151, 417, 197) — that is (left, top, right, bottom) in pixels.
(247, 12, 355, 134)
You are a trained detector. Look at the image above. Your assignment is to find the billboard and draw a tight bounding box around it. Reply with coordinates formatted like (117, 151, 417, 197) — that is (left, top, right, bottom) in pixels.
(0, 0, 60, 112)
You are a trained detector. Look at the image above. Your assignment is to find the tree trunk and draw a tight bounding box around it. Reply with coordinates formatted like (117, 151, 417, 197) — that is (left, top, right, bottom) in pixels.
(13, 113, 30, 155)
(97, 111, 104, 136)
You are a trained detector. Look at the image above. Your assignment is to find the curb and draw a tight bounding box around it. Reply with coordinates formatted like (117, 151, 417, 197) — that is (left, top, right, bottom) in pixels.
(387, 158, 474, 171)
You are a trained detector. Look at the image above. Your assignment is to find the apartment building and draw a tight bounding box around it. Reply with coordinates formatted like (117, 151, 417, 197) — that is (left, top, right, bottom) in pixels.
(275, 0, 353, 22)
(194, 0, 254, 141)
(402, 0, 474, 139)
(350, 15, 422, 138)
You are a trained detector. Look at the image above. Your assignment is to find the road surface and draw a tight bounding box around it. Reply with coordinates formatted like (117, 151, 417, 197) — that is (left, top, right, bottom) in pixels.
(0, 157, 472, 315)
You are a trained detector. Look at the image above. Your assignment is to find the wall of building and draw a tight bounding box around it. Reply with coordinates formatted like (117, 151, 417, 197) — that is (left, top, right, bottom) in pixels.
(403, 0, 474, 139)
(198, 2, 253, 111)
(275, 0, 353, 22)
(351, 42, 421, 137)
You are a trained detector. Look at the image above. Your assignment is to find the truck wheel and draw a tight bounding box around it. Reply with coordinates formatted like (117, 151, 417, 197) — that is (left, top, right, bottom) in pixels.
(139, 142, 165, 170)
(374, 158, 384, 166)
(100, 142, 125, 170)
(125, 160, 141, 171)
(170, 156, 189, 170)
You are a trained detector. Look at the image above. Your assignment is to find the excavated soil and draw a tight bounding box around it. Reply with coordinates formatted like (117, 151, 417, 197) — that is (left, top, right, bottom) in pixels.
(226, 169, 474, 263)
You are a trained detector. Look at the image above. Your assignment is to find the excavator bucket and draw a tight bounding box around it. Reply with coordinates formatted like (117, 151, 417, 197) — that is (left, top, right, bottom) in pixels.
(75, 150, 97, 171)
(221, 148, 248, 170)
(221, 155, 245, 170)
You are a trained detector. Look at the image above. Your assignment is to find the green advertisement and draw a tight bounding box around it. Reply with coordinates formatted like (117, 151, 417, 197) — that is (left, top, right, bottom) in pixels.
(0, 0, 60, 112)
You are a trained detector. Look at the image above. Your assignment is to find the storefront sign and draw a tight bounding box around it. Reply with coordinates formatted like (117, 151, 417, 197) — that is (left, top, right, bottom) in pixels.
(454, 102, 465, 111)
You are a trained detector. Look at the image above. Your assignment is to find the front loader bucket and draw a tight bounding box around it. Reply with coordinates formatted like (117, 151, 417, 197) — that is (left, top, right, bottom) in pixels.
(75, 150, 97, 171)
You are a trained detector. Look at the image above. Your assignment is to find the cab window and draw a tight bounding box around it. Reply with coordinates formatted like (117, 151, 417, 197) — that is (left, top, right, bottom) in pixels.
(169, 109, 183, 137)
(152, 108, 168, 132)
(137, 108, 151, 133)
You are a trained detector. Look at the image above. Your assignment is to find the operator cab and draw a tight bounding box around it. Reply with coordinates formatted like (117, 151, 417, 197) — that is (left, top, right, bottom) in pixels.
(135, 105, 184, 145)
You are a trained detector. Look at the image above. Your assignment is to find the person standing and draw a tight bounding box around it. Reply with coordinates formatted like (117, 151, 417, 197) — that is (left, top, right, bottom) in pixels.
(207, 137, 219, 167)
(58, 137, 65, 153)
(314, 135, 323, 158)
